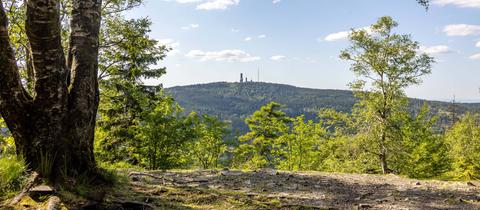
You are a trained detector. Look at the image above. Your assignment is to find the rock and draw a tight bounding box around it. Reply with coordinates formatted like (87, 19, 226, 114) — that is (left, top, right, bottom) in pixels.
(286, 183, 299, 190)
(358, 203, 372, 209)
(45, 196, 61, 210)
(415, 182, 421, 186)
(259, 168, 279, 176)
(266, 182, 277, 188)
(29, 185, 54, 197)
(467, 182, 476, 187)
(195, 178, 209, 183)
(244, 179, 251, 185)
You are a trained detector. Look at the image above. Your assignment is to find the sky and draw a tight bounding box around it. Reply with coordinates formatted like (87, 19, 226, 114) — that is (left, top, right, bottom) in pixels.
(126, 0, 480, 102)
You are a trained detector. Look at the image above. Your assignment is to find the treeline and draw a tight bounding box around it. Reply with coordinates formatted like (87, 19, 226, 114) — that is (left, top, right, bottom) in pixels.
(91, 98, 480, 180)
(89, 16, 480, 180)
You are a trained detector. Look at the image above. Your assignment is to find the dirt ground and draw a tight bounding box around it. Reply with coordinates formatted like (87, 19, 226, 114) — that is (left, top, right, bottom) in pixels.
(90, 169, 480, 210)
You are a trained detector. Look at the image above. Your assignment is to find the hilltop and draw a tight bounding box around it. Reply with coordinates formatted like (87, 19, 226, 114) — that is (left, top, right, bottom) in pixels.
(166, 82, 480, 133)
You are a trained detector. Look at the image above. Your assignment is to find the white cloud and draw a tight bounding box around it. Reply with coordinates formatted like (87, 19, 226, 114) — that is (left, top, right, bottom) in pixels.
(231, 28, 240, 33)
(244, 37, 252, 41)
(470, 53, 480, 60)
(196, 0, 239, 10)
(272, 0, 281, 4)
(186, 49, 260, 62)
(476, 41, 480, 47)
(257, 34, 266, 39)
(443, 24, 480, 36)
(181, 24, 200, 30)
(324, 31, 350, 42)
(170, 0, 239, 10)
(270, 55, 286, 61)
(419, 45, 452, 55)
(159, 39, 181, 56)
(323, 27, 372, 42)
(433, 0, 480, 8)
(175, 0, 203, 3)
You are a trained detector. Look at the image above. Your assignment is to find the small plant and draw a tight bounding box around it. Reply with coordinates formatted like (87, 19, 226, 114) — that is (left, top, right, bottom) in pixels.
(37, 150, 56, 179)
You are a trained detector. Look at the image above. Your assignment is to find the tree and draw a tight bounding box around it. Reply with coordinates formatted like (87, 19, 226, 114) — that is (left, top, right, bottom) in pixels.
(279, 116, 326, 171)
(139, 97, 198, 170)
(234, 102, 292, 169)
(340, 16, 434, 174)
(445, 114, 480, 180)
(192, 115, 229, 169)
(394, 104, 450, 178)
(0, 0, 102, 179)
(417, 0, 429, 9)
(95, 16, 167, 165)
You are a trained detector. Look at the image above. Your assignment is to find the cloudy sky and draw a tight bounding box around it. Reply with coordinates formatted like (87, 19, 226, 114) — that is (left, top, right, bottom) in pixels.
(127, 0, 480, 102)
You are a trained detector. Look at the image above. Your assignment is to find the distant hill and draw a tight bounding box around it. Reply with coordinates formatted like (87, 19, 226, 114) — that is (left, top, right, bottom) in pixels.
(166, 82, 480, 134)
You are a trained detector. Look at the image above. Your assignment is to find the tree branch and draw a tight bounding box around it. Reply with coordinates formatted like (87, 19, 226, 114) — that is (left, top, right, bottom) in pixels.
(25, 0, 68, 107)
(68, 0, 102, 114)
(0, 0, 31, 144)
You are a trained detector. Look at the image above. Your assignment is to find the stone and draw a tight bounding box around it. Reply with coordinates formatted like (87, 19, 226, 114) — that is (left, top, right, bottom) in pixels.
(358, 203, 372, 209)
(45, 196, 61, 210)
(29, 185, 54, 197)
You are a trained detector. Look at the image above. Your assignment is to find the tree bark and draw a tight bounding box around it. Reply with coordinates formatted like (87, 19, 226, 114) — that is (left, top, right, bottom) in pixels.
(0, 0, 102, 180)
(380, 131, 389, 174)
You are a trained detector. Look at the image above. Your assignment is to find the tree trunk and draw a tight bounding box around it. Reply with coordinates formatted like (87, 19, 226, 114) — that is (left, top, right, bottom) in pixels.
(0, 0, 102, 181)
(380, 131, 389, 174)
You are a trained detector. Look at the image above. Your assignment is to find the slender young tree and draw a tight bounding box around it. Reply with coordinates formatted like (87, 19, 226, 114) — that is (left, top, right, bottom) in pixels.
(0, 0, 102, 179)
(340, 16, 433, 174)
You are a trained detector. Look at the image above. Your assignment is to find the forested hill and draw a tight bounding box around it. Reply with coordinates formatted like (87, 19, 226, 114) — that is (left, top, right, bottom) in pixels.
(166, 82, 480, 133)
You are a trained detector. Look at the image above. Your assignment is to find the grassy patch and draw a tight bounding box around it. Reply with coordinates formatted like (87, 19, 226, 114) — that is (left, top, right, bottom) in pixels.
(0, 155, 27, 200)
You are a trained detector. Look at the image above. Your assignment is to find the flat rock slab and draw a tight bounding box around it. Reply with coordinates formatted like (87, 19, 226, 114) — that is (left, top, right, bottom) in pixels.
(29, 185, 55, 197)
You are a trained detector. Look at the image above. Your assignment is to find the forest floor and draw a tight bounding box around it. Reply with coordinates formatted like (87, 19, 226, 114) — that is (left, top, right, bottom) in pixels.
(5, 169, 480, 210)
(85, 169, 480, 209)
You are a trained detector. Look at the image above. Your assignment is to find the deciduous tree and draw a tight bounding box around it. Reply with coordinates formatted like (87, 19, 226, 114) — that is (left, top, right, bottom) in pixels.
(0, 0, 102, 179)
(340, 16, 434, 174)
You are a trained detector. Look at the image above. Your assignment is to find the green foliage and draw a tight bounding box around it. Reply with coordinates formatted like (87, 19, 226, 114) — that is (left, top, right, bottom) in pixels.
(341, 16, 434, 173)
(0, 118, 15, 156)
(278, 116, 326, 171)
(394, 104, 450, 178)
(37, 150, 56, 179)
(191, 115, 229, 169)
(445, 114, 480, 180)
(167, 82, 479, 136)
(95, 2, 169, 166)
(139, 97, 198, 170)
(317, 109, 379, 173)
(234, 102, 292, 169)
(0, 156, 26, 198)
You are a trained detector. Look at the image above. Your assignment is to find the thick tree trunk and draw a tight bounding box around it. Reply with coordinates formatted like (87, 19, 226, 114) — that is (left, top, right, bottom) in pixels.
(0, 0, 102, 181)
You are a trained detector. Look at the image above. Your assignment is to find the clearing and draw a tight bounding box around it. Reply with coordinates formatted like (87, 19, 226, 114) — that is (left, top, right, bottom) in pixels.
(5, 170, 480, 209)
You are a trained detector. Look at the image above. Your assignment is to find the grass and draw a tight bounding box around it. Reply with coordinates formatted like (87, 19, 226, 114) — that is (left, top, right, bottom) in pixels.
(0, 155, 27, 200)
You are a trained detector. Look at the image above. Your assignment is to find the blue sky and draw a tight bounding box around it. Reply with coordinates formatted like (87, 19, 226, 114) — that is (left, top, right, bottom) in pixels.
(127, 0, 480, 102)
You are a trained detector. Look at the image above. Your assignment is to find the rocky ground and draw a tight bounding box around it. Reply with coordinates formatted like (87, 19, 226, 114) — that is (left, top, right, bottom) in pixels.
(3, 169, 480, 209)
